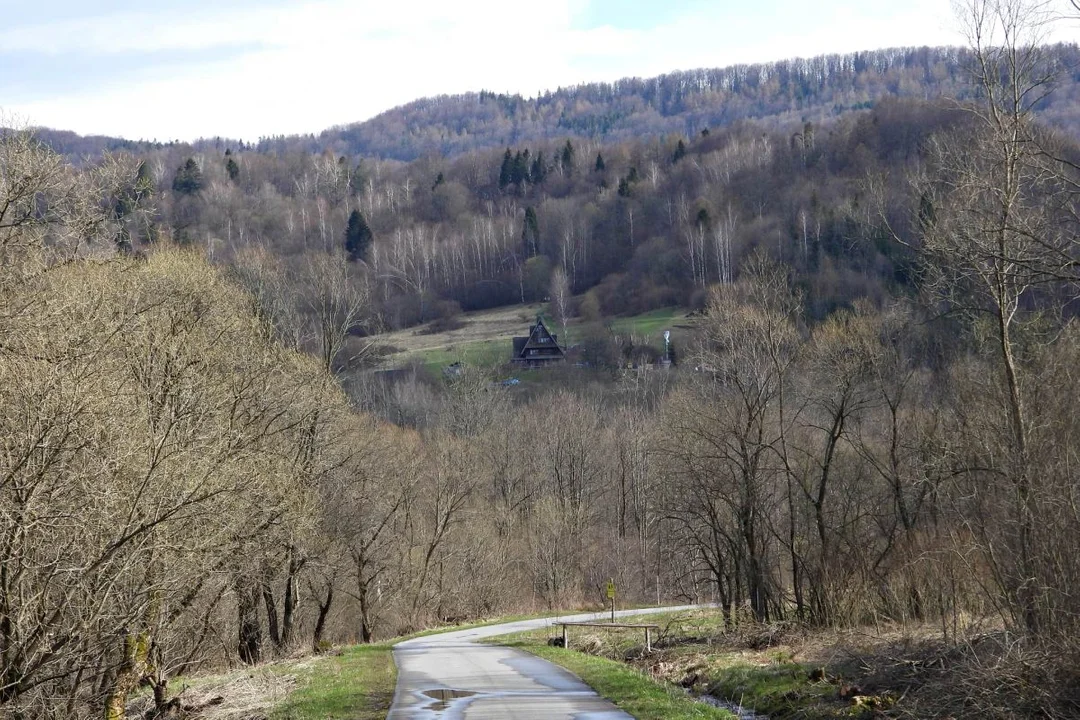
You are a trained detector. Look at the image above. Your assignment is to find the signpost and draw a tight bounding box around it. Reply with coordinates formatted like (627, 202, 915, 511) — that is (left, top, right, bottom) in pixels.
(605, 578, 616, 622)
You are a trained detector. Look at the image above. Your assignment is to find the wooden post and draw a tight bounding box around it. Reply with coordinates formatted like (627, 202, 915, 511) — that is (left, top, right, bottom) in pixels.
(645, 626, 651, 652)
(562, 623, 568, 649)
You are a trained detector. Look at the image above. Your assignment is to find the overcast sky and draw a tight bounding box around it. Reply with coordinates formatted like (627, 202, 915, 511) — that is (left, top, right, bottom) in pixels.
(2, 0, 970, 142)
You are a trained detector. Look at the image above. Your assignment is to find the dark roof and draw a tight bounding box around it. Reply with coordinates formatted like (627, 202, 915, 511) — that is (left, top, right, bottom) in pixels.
(512, 315, 566, 362)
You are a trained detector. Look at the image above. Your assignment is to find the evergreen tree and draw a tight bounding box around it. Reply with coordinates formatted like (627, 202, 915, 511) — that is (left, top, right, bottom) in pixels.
(344, 209, 374, 262)
(349, 160, 366, 195)
(498, 148, 513, 190)
(594, 152, 606, 172)
(432, 172, 445, 191)
(511, 150, 530, 191)
(530, 151, 547, 185)
(225, 156, 240, 182)
(113, 160, 155, 253)
(172, 158, 203, 195)
(561, 140, 575, 175)
(521, 206, 540, 257)
(134, 160, 154, 201)
(119, 160, 155, 215)
(672, 139, 687, 164)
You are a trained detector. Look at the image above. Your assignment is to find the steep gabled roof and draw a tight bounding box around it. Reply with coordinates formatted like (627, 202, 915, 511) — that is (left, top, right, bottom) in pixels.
(512, 315, 566, 361)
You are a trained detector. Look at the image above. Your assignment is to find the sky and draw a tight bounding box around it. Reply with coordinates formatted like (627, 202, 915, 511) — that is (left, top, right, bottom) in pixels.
(0, 0, 971, 142)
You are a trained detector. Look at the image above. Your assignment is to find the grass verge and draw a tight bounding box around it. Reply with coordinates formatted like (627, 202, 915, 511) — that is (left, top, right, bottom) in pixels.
(487, 610, 873, 719)
(607, 307, 684, 336)
(270, 644, 396, 720)
(268, 607, 611, 719)
(499, 639, 734, 720)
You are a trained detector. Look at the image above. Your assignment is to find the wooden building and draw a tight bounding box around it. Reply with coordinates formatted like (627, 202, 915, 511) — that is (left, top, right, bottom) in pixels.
(512, 315, 566, 365)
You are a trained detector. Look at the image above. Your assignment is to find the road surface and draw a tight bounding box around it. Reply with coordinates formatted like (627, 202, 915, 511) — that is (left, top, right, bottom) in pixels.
(387, 605, 703, 719)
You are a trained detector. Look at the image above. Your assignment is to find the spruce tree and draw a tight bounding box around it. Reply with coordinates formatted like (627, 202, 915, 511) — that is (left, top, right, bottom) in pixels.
(344, 209, 374, 262)
(521, 206, 540, 257)
(172, 158, 203, 195)
(561, 139, 575, 175)
(134, 161, 154, 201)
(672, 139, 687, 164)
(347, 160, 365, 194)
(530, 152, 547, 185)
(498, 148, 513, 190)
(696, 207, 711, 228)
(225, 156, 240, 182)
(511, 150, 530, 191)
(594, 152, 606, 172)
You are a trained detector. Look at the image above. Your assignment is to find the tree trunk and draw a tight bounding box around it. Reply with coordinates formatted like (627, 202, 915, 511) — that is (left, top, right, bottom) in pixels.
(281, 550, 302, 648)
(263, 584, 281, 650)
(312, 583, 334, 651)
(103, 633, 151, 720)
(237, 582, 262, 665)
(359, 588, 374, 644)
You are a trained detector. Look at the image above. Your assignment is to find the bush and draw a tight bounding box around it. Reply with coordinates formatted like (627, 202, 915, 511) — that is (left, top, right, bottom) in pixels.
(419, 300, 465, 334)
(579, 290, 603, 321)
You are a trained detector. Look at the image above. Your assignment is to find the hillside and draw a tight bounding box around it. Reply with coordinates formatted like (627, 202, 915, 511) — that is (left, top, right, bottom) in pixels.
(30, 44, 1080, 164)
(263, 44, 1080, 160)
(63, 89, 1078, 350)
(133, 96, 975, 338)
(7, 4, 1080, 718)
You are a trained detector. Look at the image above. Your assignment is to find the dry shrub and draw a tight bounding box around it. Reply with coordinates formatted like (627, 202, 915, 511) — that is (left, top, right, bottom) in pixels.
(893, 633, 1080, 719)
(127, 669, 296, 720)
(577, 634, 609, 657)
(707, 622, 797, 651)
(736, 623, 794, 650)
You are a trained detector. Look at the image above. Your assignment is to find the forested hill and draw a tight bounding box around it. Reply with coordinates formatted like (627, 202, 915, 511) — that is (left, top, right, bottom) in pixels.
(29, 128, 163, 159)
(26, 44, 1080, 162)
(256, 43, 1080, 161)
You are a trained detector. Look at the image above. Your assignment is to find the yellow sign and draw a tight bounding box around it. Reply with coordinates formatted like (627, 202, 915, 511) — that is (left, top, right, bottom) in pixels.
(605, 579, 616, 600)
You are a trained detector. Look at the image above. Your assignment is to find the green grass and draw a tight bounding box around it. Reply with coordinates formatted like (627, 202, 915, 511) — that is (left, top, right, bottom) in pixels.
(271, 644, 396, 720)
(410, 338, 507, 374)
(607, 307, 682, 337)
(266, 607, 846, 720)
(486, 609, 856, 720)
(376, 303, 692, 373)
(268, 607, 614, 719)
(501, 640, 735, 720)
(700, 661, 843, 718)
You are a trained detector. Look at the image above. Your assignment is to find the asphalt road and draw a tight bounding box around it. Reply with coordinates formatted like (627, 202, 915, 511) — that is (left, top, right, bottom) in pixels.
(386, 605, 703, 719)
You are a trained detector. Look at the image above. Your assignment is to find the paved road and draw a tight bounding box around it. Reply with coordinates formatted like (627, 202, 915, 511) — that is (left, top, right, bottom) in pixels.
(387, 605, 703, 719)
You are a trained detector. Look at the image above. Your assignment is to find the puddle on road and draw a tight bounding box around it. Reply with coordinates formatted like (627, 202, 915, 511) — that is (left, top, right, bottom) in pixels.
(422, 688, 477, 711)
